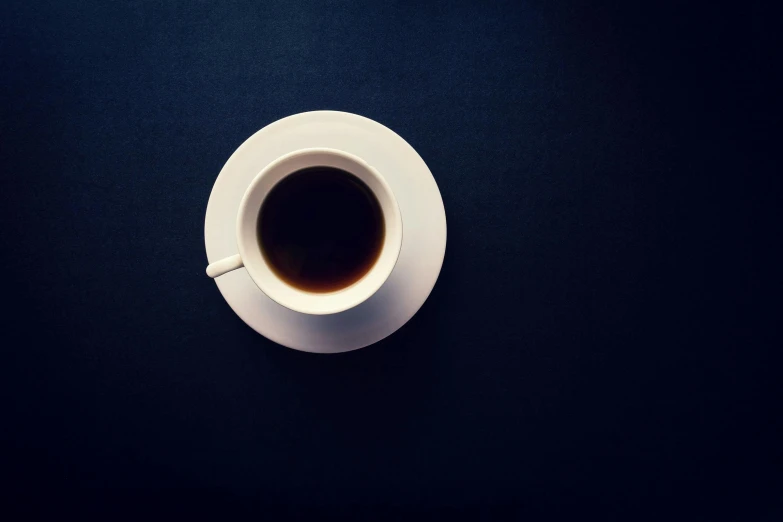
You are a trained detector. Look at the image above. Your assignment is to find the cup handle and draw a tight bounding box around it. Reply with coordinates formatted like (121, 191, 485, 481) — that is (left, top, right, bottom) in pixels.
(206, 254, 244, 278)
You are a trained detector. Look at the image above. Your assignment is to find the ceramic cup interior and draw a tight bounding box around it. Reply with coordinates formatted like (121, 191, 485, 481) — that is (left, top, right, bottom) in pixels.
(235, 148, 403, 315)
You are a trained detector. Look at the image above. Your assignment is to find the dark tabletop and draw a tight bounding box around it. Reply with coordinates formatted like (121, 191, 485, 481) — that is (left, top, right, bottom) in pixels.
(1, 0, 778, 518)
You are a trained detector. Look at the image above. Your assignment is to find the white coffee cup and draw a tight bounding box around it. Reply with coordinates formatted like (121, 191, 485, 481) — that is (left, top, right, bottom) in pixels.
(206, 148, 403, 315)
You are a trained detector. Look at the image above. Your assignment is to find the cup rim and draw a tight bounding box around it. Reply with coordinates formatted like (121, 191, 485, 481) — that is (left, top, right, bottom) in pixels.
(235, 147, 403, 315)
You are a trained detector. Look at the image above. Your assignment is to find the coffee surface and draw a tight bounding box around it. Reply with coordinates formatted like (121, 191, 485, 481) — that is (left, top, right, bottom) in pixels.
(258, 166, 385, 293)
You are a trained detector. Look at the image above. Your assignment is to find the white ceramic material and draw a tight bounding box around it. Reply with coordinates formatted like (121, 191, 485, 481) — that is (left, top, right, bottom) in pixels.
(204, 110, 446, 353)
(206, 148, 403, 315)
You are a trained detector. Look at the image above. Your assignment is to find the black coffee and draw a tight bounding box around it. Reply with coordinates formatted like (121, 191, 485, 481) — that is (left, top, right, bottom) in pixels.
(258, 166, 385, 293)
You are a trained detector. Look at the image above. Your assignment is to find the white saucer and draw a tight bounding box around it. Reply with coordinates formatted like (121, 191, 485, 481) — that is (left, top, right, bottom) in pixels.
(204, 111, 447, 353)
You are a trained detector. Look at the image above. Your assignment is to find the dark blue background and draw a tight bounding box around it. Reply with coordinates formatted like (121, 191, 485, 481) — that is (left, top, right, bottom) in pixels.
(2, 0, 778, 518)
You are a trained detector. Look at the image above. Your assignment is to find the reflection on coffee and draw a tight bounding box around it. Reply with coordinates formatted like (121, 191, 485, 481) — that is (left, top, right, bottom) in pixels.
(258, 167, 385, 293)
